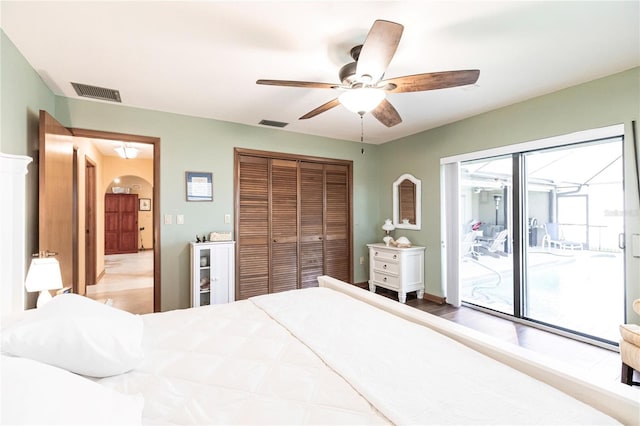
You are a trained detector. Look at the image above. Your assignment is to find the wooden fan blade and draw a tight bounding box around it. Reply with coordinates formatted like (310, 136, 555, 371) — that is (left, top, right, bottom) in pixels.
(371, 98, 402, 127)
(299, 98, 341, 120)
(382, 70, 480, 93)
(356, 20, 404, 83)
(256, 79, 339, 89)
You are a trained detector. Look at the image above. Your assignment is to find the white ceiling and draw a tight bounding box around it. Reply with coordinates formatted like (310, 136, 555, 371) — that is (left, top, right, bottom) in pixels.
(1, 1, 638, 145)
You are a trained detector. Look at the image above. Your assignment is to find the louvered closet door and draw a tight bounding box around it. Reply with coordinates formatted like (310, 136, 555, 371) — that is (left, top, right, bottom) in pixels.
(270, 159, 298, 293)
(299, 162, 324, 288)
(237, 155, 269, 299)
(324, 164, 350, 281)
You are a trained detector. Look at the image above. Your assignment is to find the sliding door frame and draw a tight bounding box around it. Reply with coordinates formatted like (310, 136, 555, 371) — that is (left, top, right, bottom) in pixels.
(441, 124, 625, 347)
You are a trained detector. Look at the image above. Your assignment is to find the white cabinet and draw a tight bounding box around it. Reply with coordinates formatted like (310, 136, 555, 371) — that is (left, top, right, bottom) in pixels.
(1, 153, 32, 315)
(367, 243, 425, 303)
(190, 241, 235, 307)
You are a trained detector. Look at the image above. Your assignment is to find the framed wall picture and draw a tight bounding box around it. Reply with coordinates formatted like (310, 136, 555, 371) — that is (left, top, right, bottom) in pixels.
(139, 198, 151, 211)
(186, 171, 213, 201)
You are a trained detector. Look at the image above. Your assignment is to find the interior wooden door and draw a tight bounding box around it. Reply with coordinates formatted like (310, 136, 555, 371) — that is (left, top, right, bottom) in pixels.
(85, 160, 97, 289)
(324, 164, 350, 282)
(104, 194, 138, 255)
(236, 155, 270, 299)
(38, 110, 75, 289)
(270, 159, 298, 293)
(299, 162, 325, 288)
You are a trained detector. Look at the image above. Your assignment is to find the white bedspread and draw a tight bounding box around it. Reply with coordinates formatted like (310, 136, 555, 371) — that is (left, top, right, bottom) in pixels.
(97, 299, 389, 425)
(252, 287, 618, 425)
(97, 287, 619, 425)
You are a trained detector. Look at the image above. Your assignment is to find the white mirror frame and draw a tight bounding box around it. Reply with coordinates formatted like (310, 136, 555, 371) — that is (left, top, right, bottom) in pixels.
(392, 173, 421, 230)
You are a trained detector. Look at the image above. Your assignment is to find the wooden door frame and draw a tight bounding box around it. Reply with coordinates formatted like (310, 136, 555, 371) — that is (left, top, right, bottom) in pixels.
(71, 128, 161, 312)
(85, 158, 97, 288)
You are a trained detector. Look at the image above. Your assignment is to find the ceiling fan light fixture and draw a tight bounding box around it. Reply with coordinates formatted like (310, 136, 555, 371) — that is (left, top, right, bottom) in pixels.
(115, 144, 139, 159)
(339, 88, 385, 115)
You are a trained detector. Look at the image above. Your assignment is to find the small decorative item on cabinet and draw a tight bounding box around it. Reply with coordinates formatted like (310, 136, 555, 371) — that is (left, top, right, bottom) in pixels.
(200, 256, 208, 267)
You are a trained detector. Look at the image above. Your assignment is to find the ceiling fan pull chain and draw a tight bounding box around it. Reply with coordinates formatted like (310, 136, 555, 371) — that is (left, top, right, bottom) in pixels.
(360, 113, 365, 154)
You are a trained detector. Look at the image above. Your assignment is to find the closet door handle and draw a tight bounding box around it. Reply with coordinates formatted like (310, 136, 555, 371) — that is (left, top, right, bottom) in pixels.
(318, 236, 323, 240)
(273, 239, 278, 243)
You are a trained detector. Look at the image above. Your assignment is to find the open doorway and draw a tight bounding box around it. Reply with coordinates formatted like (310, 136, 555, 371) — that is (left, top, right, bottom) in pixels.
(76, 135, 157, 314)
(38, 111, 161, 313)
(86, 173, 155, 314)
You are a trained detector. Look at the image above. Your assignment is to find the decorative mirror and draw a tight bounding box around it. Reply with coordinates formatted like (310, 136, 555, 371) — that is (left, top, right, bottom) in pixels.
(392, 173, 421, 230)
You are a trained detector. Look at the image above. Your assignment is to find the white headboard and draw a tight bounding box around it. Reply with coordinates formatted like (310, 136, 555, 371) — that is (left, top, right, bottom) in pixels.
(0, 152, 33, 316)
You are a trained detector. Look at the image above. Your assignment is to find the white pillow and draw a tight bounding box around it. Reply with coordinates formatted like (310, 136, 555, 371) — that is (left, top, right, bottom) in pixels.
(1, 294, 144, 377)
(1, 355, 143, 425)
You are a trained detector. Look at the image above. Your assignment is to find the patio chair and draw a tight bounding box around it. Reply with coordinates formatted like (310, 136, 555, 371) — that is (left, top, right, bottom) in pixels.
(461, 231, 481, 260)
(620, 299, 640, 386)
(477, 229, 508, 258)
(541, 223, 583, 251)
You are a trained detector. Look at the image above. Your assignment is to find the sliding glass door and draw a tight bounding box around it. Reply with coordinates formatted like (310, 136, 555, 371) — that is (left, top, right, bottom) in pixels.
(523, 141, 624, 342)
(458, 137, 624, 343)
(460, 156, 514, 315)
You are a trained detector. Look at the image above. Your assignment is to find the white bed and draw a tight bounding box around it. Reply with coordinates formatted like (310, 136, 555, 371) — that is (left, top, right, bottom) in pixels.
(2, 276, 638, 425)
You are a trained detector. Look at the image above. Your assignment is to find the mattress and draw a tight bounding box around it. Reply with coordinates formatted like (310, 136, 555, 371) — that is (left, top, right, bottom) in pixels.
(96, 286, 619, 425)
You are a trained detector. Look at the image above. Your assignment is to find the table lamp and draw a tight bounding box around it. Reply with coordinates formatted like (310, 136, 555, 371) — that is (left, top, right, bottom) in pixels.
(382, 219, 395, 246)
(25, 256, 63, 308)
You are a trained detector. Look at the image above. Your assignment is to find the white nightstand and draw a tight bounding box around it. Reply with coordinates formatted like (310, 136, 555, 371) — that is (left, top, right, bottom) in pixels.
(367, 243, 425, 303)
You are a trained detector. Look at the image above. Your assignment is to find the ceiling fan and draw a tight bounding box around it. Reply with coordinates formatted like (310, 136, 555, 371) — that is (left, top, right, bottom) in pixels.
(256, 20, 480, 128)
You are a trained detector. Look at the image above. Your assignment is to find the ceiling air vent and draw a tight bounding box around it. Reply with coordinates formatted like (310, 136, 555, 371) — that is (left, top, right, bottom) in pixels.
(259, 119, 288, 128)
(71, 82, 122, 103)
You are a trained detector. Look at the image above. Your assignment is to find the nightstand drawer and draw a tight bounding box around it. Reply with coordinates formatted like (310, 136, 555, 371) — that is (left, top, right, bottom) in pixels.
(371, 249, 399, 262)
(372, 259, 399, 275)
(371, 271, 400, 289)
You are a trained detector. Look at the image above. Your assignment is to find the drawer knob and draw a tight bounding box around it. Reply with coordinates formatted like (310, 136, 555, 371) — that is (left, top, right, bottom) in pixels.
(383, 277, 387, 282)
(383, 264, 387, 269)
(393, 254, 397, 259)
(375, 251, 378, 256)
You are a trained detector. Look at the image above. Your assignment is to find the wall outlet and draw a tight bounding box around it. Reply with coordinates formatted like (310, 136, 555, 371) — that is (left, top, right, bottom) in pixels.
(177, 214, 184, 225)
(224, 214, 231, 224)
(359, 256, 365, 265)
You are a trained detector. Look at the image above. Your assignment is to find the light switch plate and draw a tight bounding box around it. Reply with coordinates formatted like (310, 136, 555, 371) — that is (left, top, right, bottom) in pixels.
(177, 214, 184, 225)
(224, 214, 231, 224)
(164, 214, 172, 225)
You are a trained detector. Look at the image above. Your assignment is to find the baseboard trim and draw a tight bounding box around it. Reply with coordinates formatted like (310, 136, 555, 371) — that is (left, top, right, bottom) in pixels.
(423, 292, 446, 304)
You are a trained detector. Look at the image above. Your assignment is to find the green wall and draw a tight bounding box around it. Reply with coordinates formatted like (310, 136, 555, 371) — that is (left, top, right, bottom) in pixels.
(3, 27, 639, 321)
(378, 67, 640, 323)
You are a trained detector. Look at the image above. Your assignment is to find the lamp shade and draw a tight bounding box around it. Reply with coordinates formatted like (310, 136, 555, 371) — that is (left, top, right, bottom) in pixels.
(339, 88, 385, 114)
(382, 218, 395, 233)
(25, 257, 63, 308)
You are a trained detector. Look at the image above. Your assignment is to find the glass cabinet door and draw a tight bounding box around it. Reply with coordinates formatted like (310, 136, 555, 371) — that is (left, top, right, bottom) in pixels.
(197, 248, 211, 306)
